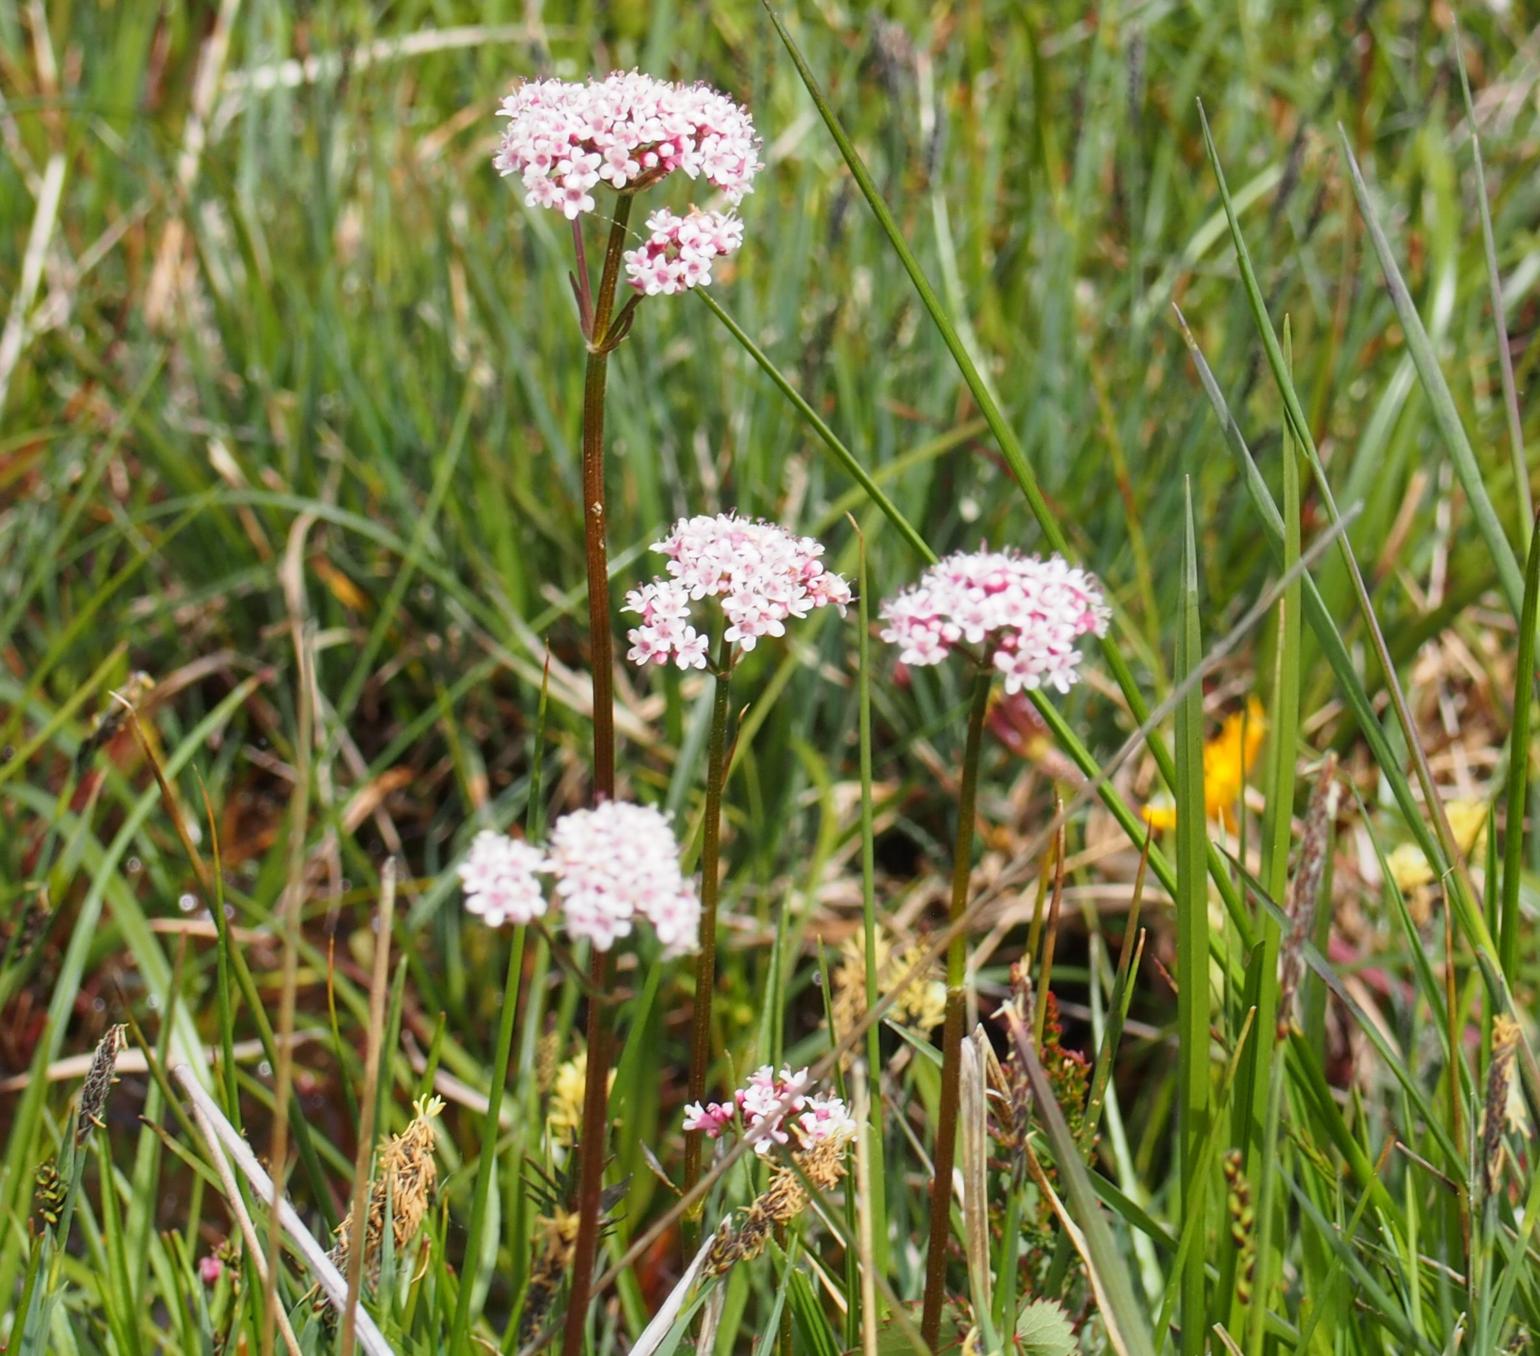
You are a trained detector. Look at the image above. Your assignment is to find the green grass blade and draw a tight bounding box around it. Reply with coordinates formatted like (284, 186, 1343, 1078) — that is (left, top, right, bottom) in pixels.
(1337, 127, 1524, 612)
(1500, 518, 1540, 981)
(1451, 22, 1531, 535)
(1173, 481, 1211, 1353)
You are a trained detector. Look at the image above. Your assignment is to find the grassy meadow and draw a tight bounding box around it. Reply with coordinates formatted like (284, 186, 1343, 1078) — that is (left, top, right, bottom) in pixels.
(2, 0, 1539, 1352)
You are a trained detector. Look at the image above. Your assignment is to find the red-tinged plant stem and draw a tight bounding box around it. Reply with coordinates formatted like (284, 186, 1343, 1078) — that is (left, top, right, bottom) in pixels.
(921, 668, 992, 1348)
(578, 195, 632, 801)
(562, 194, 634, 1356)
(681, 639, 735, 1249)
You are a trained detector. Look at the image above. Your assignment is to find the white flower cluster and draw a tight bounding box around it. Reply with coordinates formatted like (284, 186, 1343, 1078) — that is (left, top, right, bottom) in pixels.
(458, 802, 699, 956)
(623, 207, 744, 295)
(880, 549, 1109, 695)
(494, 70, 760, 220)
(626, 514, 852, 670)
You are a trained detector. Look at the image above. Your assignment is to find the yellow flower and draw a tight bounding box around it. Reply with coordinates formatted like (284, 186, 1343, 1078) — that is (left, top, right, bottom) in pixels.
(1386, 799, 1489, 894)
(549, 1053, 586, 1145)
(1142, 697, 1267, 832)
(548, 1051, 614, 1146)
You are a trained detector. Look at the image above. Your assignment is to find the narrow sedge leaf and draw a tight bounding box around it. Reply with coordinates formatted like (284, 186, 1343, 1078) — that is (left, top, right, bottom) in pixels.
(1452, 23, 1531, 532)
(1501, 519, 1540, 981)
(1174, 480, 1211, 1353)
(1241, 319, 1302, 1355)
(1337, 127, 1525, 614)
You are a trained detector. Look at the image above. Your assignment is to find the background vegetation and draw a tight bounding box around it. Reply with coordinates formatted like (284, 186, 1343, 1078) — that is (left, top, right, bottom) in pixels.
(2, 0, 1538, 1351)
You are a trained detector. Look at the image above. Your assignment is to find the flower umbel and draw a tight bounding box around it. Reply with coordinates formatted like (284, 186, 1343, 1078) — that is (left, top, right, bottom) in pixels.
(493, 71, 760, 219)
(831, 931, 946, 1042)
(880, 548, 1108, 694)
(626, 513, 852, 670)
(547, 802, 701, 955)
(683, 1066, 856, 1156)
(458, 805, 701, 956)
(623, 207, 744, 295)
(457, 829, 547, 927)
(548, 1050, 616, 1148)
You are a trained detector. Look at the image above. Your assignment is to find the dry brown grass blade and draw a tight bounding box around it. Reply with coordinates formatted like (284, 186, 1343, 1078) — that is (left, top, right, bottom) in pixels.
(143, 0, 240, 327)
(959, 1027, 992, 1318)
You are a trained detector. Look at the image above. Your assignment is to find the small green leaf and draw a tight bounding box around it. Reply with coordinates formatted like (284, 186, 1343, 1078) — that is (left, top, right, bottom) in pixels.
(1015, 1298, 1080, 1356)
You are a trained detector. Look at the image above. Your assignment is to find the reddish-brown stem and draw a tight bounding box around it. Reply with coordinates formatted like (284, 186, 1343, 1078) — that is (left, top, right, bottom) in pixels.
(920, 668, 992, 1347)
(680, 641, 734, 1248)
(562, 192, 634, 1356)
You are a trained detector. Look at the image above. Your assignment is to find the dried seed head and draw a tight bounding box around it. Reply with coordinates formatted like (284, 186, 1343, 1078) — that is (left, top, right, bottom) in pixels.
(1277, 754, 1338, 1037)
(703, 1167, 804, 1277)
(327, 1095, 444, 1296)
(77, 672, 156, 767)
(1223, 1149, 1256, 1304)
(1485, 1016, 1521, 1195)
(77, 1023, 128, 1145)
(831, 930, 946, 1049)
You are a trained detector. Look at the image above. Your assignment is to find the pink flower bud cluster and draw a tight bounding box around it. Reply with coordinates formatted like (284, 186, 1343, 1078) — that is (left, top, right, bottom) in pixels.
(457, 803, 699, 956)
(626, 514, 852, 671)
(493, 71, 761, 220)
(879, 549, 1109, 695)
(623, 207, 744, 295)
(683, 1066, 856, 1156)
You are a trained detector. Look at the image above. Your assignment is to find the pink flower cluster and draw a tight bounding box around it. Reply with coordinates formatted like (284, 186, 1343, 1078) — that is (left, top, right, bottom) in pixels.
(493, 71, 760, 220)
(458, 830, 548, 927)
(626, 514, 852, 670)
(624, 207, 744, 295)
(546, 802, 701, 955)
(879, 549, 1109, 695)
(457, 804, 700, 956)
(683, 1066, 856, 1155)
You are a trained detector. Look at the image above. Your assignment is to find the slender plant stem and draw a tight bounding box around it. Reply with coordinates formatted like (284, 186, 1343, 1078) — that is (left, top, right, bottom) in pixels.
(562, 191, 634, 1356)
(921, 668, 992, 1348)
(681, 639, 735, 1243)
(856, 535, 889, 1294)
(578, 195, 632, 803)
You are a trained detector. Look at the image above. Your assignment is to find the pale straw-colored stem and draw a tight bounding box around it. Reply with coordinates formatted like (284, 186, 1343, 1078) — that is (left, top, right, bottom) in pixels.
(184, 1094, 305, 1356)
